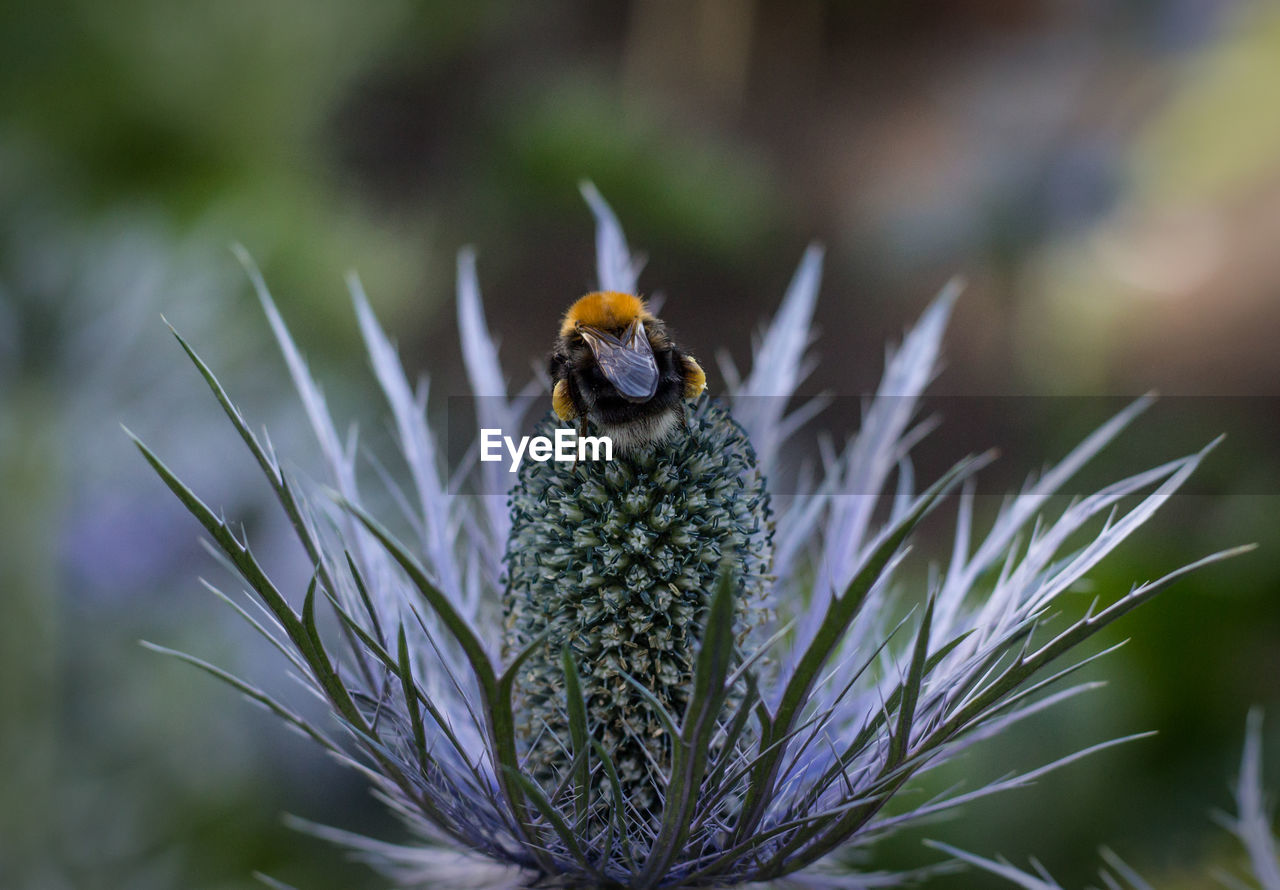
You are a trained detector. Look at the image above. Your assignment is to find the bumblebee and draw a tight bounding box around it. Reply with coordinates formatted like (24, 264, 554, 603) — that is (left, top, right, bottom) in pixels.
(550, 291, 706, 452)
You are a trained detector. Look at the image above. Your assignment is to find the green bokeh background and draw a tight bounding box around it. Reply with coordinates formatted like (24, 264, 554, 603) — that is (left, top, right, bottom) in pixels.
(2, 2, 1277, 888)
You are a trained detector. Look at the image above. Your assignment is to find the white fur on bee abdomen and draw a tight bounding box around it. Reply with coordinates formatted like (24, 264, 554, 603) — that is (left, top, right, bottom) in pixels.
(601, 411, 681, 454)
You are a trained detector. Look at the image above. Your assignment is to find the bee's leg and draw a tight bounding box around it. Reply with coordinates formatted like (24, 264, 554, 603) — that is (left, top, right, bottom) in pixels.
(578, 416, 589, 438)
(679, 403, 691, 435)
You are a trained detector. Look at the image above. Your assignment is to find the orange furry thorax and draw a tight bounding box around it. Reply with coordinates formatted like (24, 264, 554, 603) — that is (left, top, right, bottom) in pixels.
(559, 291, 653, 338)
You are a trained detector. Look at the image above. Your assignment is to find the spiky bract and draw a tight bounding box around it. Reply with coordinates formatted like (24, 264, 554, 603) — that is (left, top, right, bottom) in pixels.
(504, 399, 772, 823)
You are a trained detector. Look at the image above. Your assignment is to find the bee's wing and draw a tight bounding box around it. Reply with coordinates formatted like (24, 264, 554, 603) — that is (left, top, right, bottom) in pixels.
(579, 321, 660, 402)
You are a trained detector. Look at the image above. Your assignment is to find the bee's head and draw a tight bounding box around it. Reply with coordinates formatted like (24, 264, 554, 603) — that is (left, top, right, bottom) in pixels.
(560, 291, 661, 403)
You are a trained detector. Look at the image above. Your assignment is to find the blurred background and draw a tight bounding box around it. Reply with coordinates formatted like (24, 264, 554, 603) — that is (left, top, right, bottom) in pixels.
(1, 1, 1277, 888)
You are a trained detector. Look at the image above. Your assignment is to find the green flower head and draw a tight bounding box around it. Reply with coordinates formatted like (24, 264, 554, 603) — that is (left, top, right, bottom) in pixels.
(505, 398, 771, 823)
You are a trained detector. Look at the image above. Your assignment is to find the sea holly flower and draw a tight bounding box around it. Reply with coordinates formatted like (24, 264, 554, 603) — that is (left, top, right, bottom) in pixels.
(134, 184, 1249, 889)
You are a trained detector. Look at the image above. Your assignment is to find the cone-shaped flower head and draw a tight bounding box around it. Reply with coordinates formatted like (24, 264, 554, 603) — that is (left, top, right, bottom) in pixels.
(504, 397, 772, 823)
